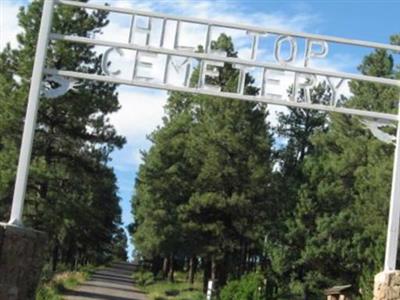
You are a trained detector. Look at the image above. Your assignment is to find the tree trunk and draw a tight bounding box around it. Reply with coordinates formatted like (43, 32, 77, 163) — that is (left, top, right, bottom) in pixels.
(52, 240, 59, 272)
(239, 242, 246, 276)
(151, 256, 163, 277)
(245, 248, 250, 273)
(168, 254, 175, 282)
(188, 256, 197, 284)
(216, 255, 228, 288)
(162, 256, 169, 279)
(211, 255, 217, 281)
(202, 257, 211, 294)
(74, 253, 79, 269)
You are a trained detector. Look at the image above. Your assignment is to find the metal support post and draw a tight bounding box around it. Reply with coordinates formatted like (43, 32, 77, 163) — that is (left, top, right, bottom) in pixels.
(8, 0, 55, 226)
(384, 96, 400, 271)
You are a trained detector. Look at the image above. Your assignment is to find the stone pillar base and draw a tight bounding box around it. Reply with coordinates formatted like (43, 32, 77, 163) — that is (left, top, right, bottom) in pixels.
(0, 222, 47, 300)
(374, 271, 400, 300)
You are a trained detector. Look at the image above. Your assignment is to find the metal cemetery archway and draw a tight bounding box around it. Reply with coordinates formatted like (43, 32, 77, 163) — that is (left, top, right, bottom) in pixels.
(8, 0, 400, 273)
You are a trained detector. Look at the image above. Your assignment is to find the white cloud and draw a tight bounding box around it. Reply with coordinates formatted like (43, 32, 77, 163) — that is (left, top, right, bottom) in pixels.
(110, 86, 167, 141)
(98, 0, 319, 33)
(0, 0, 23, 50)
(1, 6, 354, 169)
(64, 0, 349, 142)
(1, 0, 355, 153)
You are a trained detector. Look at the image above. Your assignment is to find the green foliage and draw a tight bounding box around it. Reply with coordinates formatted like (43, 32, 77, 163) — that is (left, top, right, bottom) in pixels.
(36, 266, 95, 300)
(132, 32, 400, 299)
(142, 271, 205, 300)
(36, 287, 61, 300)
(220, 272, 264, 300)
(110, 227, 129, 262)
(133, 269, 155, 286)
(276, 35, 400, 299)
(132, 33, 274, 287)
(130, 29, 400, 298)
(0, 0, 126, 270)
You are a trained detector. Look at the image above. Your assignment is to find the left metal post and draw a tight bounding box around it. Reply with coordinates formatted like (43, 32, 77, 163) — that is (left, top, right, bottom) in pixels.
(8, 0, 55, 226)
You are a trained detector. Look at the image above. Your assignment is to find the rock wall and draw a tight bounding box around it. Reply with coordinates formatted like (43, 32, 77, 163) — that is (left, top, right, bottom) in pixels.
(0, 223, 47, 300)
(374, 271, 400, 300)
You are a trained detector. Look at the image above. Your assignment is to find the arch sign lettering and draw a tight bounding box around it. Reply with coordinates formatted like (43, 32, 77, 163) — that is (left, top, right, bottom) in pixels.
(8, 0, 400, 272)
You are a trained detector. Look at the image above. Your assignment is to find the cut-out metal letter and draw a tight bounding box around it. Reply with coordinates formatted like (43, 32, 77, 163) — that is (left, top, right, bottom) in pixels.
(247, 31, 265, 60)
(200, 61, 224, 91)
(233, 64, 247, 94)
(304, 39, 329, 67)
(274, 36, 298, 65)
(326, 77, 345, 106)
(293, 73, 317, 103)
(102, 47, 124, 76)
(174, 21, 196, 52)
(164, 56, 192, 86)
(129, 15, 152, 46)
(261, 69, 286, 100)
(133, 51, 157, 81)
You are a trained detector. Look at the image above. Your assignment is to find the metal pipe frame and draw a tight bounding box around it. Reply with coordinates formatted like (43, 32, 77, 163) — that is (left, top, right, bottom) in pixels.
(43, 68, 399, 122)
(385, 96, 400, 271)
(8, 0, 56, 226)
(49, 33, 400, 88)
(56, 0, 400, 53)
(8, 0, 400, 274)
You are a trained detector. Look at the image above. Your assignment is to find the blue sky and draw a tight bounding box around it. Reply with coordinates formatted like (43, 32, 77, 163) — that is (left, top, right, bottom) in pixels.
(245, 1, 399, 42)
(106, 0, 400, 258)
(1, 0, 399, 258)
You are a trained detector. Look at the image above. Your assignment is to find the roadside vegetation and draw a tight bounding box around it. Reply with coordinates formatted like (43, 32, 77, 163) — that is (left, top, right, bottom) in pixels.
(132, 267, 271, 300)
(36, 264, 96, 300)
(133, 269, 205, 300)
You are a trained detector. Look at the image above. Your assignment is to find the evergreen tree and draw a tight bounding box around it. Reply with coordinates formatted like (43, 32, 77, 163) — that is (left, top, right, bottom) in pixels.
(283, 35, 400, 299)
(133, 110, 195, 280)
(265, 83, 332, 298)
(132, 34, 274, 288)
(110, 227, 129, 262)
(0, 0, 126, 269)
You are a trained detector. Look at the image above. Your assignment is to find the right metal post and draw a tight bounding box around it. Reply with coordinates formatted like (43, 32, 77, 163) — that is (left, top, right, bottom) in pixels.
(384, 97, 400, 271)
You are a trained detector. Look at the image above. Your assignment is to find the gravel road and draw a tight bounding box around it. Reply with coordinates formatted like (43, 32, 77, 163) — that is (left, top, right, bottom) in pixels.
(62, 262, 147, 300)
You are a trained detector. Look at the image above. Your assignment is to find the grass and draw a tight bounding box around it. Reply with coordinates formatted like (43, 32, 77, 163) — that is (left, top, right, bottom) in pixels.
(134, 271, 205, 300)
(144, 280, 205, 300)
(36, 265, 96, 300)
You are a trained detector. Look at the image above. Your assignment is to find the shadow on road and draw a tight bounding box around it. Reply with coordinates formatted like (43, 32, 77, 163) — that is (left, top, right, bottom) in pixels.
(90, 274, 134, 285)
(62, 262, 147, 300)
(80, 282, 145, 294)
(62, 289, 137, 300)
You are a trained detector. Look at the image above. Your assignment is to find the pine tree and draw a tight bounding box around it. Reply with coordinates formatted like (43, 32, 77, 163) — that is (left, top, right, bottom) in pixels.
(133, 110, 195, 281)
(283, 35, 400, 299)
(110, 227, 129, 262)
(264, 83, 331, 298)
(132, 34, 275, 288)
(0, 0, 126, 269)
